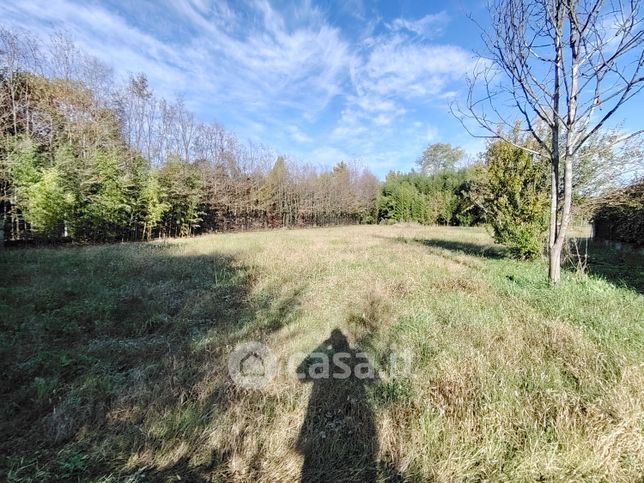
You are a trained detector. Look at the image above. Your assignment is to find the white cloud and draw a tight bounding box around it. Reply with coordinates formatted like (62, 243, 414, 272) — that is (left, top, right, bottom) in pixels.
(330, 107, 371, 140)
(328, 28, 476, 170)
(426, 126, 439, 142)
(348, 95, 396, 113)
(336, 0, 367, 21)
(167, 0, 352, 117)
(373, 113, 393, 126)
(287, 125, 313, 144)
(388, 11, 450, 38)
(1, 0, 352, 118)
(353, 35, 475, 100)
(0, 0, 190, 97)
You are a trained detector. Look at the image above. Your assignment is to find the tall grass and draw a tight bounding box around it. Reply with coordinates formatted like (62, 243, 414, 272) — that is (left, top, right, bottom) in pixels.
(1, 225, 642, 481)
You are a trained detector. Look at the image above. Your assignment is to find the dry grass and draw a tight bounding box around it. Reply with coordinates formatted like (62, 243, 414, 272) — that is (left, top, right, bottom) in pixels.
(0, 224, 642, 481)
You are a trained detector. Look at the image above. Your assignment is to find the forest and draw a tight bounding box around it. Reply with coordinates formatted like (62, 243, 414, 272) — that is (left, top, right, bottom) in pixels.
(0, 28, 380, 243)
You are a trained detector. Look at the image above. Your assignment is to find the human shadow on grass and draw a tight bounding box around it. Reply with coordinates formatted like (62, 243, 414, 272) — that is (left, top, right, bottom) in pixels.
(295, 329, 379, 483)
(0, 243, 303, 481)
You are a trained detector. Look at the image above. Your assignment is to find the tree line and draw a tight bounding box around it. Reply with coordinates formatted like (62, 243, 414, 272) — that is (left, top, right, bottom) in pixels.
(377, 129, 641, 260)
(0, 27, 379, 244)
(376, 139, 549, 259)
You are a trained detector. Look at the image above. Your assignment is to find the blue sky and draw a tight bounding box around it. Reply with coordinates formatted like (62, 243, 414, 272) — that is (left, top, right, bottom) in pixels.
(1, 0, 642, 177)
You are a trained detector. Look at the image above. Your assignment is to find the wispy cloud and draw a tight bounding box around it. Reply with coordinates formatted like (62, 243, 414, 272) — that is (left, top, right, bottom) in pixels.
(353, 35, 475, 100)
(0, 0, 482, 176)
(388, 11, 450, 38)
(327, 23, 477, 172)
(166, 0, 352, 118)
(287, 125, 313, 144)
(0, 0, 189, 96)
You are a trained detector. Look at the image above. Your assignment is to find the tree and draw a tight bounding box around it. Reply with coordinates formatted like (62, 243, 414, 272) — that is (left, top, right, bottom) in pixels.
(78, 149, 132, 240)
(416, 143, 464, 174)
(459, 0, 644, 282)
(48, 31, 80, 82)
(355, 169, 380, 223)
(378, 173, 430, 223)
(19, 166, 73, 237)
(377, 167, 483, 226)
(263, 156, 292, 227)
(137, 171, 168, 240)
(116, 73, 154, 156)
(573, 128, 643, 197)
(591, 179, 644, 245)
(477, 137, 549, 259)
(158, 156, 203, 237)
(0, 26, 43, 136)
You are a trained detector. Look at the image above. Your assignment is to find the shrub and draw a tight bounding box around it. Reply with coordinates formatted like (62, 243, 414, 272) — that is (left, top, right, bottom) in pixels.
(478, 139, 549, 260)
(592, 180, 644, 246)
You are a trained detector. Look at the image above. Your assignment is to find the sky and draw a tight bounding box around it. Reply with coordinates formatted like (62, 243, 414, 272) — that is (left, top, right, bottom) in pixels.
(1, 0, 642, 177)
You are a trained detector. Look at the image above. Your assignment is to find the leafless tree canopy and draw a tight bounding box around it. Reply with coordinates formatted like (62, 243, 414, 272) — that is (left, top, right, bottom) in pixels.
(456, 0, 643, 282)
(464, 0, 643, 152)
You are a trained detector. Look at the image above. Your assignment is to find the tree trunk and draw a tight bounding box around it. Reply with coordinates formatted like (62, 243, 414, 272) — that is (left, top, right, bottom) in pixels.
(548, 158, 558, 250)
(547, 2, 563, 284)
(549, 154, 574, 283)
(549, 243, 562, 282)
(548, 157, 560, 283)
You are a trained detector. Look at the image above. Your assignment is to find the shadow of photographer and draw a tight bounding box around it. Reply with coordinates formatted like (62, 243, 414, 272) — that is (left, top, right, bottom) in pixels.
(295, 328, 379, 483)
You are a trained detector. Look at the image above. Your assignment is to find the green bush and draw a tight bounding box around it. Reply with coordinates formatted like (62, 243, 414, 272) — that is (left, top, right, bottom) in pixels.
(478, 139, 549, 260)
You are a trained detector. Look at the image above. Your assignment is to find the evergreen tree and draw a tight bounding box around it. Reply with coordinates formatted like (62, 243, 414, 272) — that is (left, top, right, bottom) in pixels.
(78, 149, 132, 240)
(158, 156, 203, 237)
(477, 139, 549, 260)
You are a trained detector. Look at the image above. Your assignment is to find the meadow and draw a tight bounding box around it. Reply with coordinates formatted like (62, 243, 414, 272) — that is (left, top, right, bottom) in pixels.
(1, 225, 642, 481)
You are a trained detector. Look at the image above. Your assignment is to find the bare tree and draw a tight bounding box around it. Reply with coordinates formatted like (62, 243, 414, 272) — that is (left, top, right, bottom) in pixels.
(172, 98, 196, 163)
(574, 126, 644, 196)
(156, 98, 176, 165)
(457, 0, 644, 282)
(79, 55, 114, 105)
(116, 73, 153, 153)
(0, 27, 43, 135)
(48, 31, 80, 81)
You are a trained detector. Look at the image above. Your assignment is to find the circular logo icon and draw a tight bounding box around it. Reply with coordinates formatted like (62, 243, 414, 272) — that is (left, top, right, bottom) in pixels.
(228, 341, 277, 389)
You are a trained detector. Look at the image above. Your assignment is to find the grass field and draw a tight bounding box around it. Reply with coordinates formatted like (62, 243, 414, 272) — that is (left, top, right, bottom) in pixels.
(1, 225, 643, 481)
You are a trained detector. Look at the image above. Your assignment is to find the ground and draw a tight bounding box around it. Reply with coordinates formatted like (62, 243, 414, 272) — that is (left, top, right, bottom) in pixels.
(1, 225, 642, 482)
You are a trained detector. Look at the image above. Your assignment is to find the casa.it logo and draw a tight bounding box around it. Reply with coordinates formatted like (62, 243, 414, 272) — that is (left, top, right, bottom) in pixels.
(227, 341, 278, 389)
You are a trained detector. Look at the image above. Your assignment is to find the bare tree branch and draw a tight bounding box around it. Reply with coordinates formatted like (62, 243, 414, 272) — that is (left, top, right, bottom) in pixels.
(453, 0, 644, 282)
